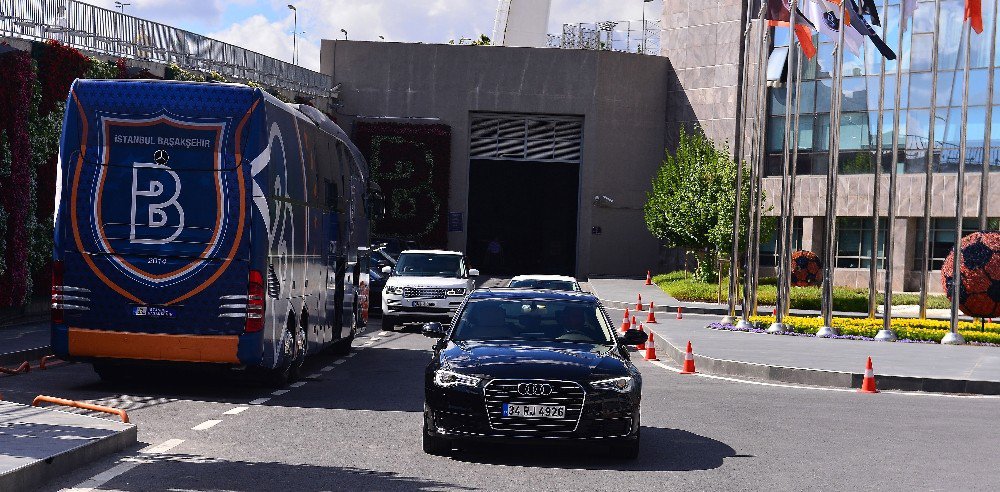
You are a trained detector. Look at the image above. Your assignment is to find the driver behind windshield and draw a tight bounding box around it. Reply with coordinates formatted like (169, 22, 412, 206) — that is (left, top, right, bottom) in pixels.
(453, 300, 612, 344)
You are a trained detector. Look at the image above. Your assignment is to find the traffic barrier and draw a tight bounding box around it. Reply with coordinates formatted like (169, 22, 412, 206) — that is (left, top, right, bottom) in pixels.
(680, 341, 696, 374)
(636, 324, 646, 351)
(32, 395, 130, 423)
(676, 306, 683, 319)
(859, 357, 879, 394)
(636, 294, 644, 311)
(646, 302, 658, 323)
(0, 361, 31, 375)
(644, 331, 658, 360)
(645, 270, 652, 285)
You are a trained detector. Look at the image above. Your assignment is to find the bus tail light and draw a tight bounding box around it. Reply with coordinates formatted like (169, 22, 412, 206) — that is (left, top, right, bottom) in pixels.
(246, 269, 265, 333)
(52, 260, 64, 324)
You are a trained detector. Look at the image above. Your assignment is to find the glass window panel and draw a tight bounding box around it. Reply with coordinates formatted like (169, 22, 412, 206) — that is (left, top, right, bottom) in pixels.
(816, 43, 836, 80)
(840, 112, 871, 150)
(913, 4, 937, 33)
(797, 81, 816, 114)
(937, 71, 957, 105)
(971, 0, 995, 67)
(936, 1, 965, 70)
(909, 33, 934, 71)
(908, 72, 934, 108)
(795, 115, 815, 150)
(815, 114, 831, 151)
(769, 87, 788, 116)
(816, 78, 833, 113)
(841, 77, 868, 111)
(967, 69, 989, 106)
(774, 26, 790, 47)
(767, 117, 786, 152)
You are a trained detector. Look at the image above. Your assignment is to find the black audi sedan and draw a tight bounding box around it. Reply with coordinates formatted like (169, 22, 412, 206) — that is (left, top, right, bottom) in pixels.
(421, 289, 647, 458)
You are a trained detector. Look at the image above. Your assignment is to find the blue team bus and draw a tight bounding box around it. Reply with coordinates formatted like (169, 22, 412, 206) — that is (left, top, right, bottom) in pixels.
(51, 79, 380, 383)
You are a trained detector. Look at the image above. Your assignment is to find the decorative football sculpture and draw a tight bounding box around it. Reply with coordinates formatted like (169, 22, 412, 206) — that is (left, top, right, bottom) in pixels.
(941, 231, 1000, 318)
(790, 250, 823, 287)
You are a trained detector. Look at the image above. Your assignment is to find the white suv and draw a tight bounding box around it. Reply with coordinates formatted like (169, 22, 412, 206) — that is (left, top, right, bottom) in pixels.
(381, 250, 477, 331)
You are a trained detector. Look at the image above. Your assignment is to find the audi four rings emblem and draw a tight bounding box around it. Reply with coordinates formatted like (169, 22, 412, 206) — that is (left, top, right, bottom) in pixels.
(517, 383, 552, 396)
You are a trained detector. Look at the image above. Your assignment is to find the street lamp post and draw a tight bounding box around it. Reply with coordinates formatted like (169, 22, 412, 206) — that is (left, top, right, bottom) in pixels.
(287, 5, 298, 65)
(114, 1, 131, 14)
(341, 28, 348, 40)
(641, 0, 653, 54)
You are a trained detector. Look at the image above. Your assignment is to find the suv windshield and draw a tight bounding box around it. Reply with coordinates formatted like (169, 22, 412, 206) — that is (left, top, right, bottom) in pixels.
(508, 279, 577, 291)
(394, 253, 464, 277)
(452, 299, 614, 344)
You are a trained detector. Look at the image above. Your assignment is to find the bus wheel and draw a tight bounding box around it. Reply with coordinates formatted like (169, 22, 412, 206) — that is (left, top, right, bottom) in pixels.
(269, 319, 301, 386)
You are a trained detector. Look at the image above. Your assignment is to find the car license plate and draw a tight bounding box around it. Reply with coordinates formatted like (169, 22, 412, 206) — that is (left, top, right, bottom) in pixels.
(411, 300, 435, 307)
(133, 306, 176, 318)
(502, 404, 566, 418)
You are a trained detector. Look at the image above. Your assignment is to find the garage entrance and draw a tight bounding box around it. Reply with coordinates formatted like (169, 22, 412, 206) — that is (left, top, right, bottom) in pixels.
(466, 113, 583, 276)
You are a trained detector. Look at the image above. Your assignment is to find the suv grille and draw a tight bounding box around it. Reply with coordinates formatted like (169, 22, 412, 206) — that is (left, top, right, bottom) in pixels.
(403, 287, 447, 299)
(484, 380, 585, 434)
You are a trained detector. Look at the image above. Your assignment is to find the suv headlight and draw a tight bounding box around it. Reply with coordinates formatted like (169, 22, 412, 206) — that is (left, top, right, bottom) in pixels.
(446, 288, 467, 296)
(385, 285, 403, 295)
(590, 376, 635, 393)
(433, 369, 481, 388)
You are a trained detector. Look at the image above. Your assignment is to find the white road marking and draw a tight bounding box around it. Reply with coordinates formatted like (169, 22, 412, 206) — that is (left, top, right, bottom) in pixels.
(290, 381, 306, 388)
(646, 359, 1000, 399)
(271, 389, 290, 396)
(223, 407, 248, 415)
(334, 359, 346, 365)
(248, 397, 271, 405)
(321, 366, 334, 372)
(370, 336, 382, 342)
(191, 420, 223, 431)
(61, 439, 185, 492)
(306, 373, 321, 379)
(379, 331, 391, 336)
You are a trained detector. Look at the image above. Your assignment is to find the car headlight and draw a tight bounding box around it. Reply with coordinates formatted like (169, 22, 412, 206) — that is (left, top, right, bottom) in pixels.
(446, 288, 466, 296)
(590, 376, 635, 393)
(385, 285, 403, 295)
(433, 369, 481, 388)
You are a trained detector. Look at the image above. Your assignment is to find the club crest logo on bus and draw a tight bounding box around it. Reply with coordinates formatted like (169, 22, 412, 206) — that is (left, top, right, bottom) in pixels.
(130, 151, 185, 245)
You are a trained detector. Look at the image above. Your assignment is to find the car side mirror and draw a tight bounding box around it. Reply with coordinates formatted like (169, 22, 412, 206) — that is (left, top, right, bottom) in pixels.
(422, 322, 446, 338)
(468, 269, 480, 277)
(381, 266, 392, 275)
(620, 329, 647, 346)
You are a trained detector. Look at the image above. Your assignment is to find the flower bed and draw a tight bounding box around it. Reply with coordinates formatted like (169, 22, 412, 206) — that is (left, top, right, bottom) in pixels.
(732, 315, 1000, 346)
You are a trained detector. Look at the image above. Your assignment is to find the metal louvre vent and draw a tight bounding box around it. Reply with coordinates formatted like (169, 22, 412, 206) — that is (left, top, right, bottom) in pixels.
(484, 380, 585, 434)
(470, 114, 583, 163)
(403, 287, 447, 299)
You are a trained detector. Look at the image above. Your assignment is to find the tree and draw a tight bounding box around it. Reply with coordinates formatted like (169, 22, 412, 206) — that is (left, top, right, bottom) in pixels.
(644, 126, 767, 283)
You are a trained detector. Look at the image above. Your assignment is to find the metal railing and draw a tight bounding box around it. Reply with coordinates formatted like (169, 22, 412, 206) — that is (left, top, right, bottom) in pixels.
(0, 0, 332, 97)
(547, 20, 660, 55)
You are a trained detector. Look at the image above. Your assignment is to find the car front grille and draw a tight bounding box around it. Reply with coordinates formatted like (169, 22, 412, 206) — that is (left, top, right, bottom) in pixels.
(403, 287, 447, 299)
(484, 380, 585, 434)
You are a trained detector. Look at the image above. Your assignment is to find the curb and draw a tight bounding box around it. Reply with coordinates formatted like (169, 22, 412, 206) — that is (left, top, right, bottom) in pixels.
(655, 333, 1000, 396)
(0, 346, 53, 368)
(0, 422, 137, 492)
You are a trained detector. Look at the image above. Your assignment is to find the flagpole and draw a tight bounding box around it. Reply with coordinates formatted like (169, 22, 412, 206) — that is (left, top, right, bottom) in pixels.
(785, 15, 806, 319)
(980, 0, 999, 231)
(879, 0, 909, 341)
(769, 0, 800, 334)
(867, 0, 891, 321)
(943, 20, 974, 345)
(744, 7, 770, 322)
(750, 18, 772, 318)
(727, 0, 758, 326)
(820, 0, 849, 335)
(919, 0, 944, 320)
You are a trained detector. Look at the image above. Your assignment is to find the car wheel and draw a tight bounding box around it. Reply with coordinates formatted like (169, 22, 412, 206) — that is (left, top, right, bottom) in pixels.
(422, 420, 451, 455)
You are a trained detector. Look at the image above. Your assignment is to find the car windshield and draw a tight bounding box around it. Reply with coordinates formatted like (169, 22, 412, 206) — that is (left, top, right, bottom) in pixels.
(508, 279, 577, 291)
(452, 299, 614, 344)
(394, 253, 464, 277)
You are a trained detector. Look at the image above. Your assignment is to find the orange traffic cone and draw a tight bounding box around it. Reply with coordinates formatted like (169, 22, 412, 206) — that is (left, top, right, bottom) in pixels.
(676, 306, 683, 320)
(645, 270, 653, 285)
(631, 316, 637, 329)
(636, 324, 646, 351)
(859, 357, 879, 394)
(620, 316, 631, 333)
(646, 302, 658, 323)
(623, 307, 630, 322)
(680, 341, 696, 374)
(644, 331, 657, 360)
(636, 294, 644, 311)
(772, 307, 777, 316)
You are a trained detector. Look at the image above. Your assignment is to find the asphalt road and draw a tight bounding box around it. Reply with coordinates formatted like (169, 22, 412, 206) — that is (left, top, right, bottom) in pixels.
(1, 317, 998, 491)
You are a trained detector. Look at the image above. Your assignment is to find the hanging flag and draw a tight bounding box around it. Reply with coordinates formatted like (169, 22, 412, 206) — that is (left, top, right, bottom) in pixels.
(767, 0, 819, 59)
(846, 0, 897, 60)
(803, 0, 864, 56)
(901, 0, 919, 24)
(966, 0, 984, 34)
(859, 0, 881, 26)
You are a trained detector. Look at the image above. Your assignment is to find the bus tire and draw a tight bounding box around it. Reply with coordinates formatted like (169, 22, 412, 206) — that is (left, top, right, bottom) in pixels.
(330, 305, 358, 356)
(269, 317, 301, 386)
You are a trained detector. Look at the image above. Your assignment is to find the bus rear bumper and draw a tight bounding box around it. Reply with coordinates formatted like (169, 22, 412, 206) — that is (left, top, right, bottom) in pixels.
(64, 327, 243, 364)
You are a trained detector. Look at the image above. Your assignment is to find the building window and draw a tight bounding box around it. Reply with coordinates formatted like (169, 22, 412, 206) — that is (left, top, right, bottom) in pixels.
(759, 218, 803, 268)
(913, 218, 1000, 270)
(835, 218, 887, 269)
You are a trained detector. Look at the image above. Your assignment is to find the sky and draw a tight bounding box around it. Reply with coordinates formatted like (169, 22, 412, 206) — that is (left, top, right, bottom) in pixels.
(81, 0, 663, 71)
